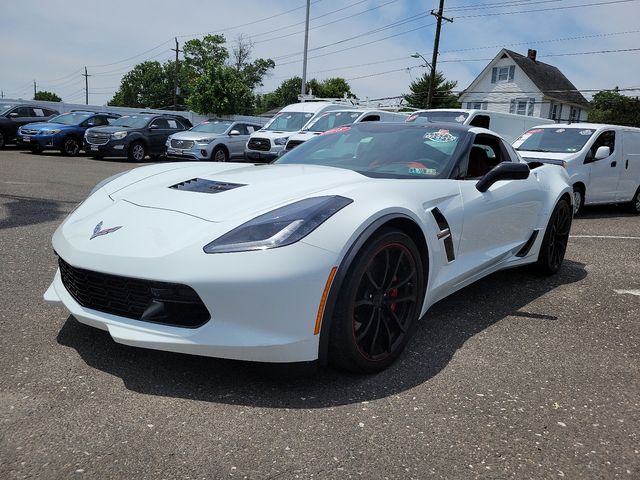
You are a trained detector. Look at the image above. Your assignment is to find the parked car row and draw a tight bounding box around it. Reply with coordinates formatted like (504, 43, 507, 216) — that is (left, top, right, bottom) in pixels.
(0, 103, 59, 148)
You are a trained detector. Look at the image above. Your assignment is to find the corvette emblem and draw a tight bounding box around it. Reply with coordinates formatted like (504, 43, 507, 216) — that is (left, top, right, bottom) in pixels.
(90, 221, 122, 240)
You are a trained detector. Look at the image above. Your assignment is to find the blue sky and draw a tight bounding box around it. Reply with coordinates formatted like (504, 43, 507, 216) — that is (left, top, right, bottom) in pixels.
(1, 0, 639, 106)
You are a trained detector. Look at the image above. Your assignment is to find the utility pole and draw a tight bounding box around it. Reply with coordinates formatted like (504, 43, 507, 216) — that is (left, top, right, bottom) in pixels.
(33, 80, 37, 98)
(300, 0, 311, 101)
(171, 38, 182, 110)
(427, 0, 453, 108)
(82, 67, 91, 105)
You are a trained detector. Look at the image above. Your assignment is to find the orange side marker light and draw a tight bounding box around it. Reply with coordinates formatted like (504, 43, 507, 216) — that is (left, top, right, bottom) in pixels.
(314, 266, 338, 335)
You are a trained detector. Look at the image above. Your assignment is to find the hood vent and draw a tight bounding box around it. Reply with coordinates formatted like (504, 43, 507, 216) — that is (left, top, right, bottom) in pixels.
(169, 178, 246, 194)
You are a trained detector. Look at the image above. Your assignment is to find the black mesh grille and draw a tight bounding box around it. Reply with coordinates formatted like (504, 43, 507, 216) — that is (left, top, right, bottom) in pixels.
(247, 137, 271, 151)
(58, 257, 210, 328)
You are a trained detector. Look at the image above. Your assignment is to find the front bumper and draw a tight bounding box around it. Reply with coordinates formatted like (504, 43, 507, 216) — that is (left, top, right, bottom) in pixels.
(244, 149, 280, 162)
(45, 239, 339, 363)
(84, 139, 128, 157)
(165, 145, 209, 161)
(17, 132, 63, 149)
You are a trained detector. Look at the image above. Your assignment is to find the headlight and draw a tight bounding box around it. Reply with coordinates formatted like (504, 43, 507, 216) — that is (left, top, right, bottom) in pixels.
(43, 129, 61, 135)
(203, 196, 352, 254)
(111, 131, 128, 140)
(195, 138, 213, 144)
(88, 170, 130, 196)
(274, 137, 289, 146)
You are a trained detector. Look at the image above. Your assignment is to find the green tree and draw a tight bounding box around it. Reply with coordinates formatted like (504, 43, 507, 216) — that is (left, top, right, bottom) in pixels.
(34, 90, 61, 102)
(316, 77, 355, 99)
(108, 61, 173, 108)
(403, 71, 459, 109)
(187, 65, 255, 115)
(588, 88, 640, 127)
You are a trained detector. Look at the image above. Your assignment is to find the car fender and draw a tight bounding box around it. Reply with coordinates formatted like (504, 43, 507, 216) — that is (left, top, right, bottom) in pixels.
(316, 210, 435, 365)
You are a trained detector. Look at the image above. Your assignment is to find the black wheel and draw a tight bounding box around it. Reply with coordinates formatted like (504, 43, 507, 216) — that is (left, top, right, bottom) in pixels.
(625, 186, 640, 214)
(534, 199, 572, 275)
(128, 141, 146, 162)
(61, 136, 81, 156)
(30, 145, 43, 154)
(212, 146, 229, 162)
(329, 229, 425, 373)
(0, 130, 5, 149)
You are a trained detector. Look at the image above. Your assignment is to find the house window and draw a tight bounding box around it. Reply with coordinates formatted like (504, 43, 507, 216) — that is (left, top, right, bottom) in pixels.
(466, 101, 488, 110)
(550, 103, 558, 120)
(491, 65, 515, 83)
(570, 107, 579, 122)
(510, 98, 536, 116)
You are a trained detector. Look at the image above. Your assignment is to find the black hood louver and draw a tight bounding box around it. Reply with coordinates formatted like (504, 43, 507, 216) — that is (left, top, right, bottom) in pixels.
(169, 178, 246, 194)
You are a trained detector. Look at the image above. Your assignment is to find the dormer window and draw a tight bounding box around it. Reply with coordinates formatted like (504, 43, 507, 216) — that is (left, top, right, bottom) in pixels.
(491, 65, 515, 83)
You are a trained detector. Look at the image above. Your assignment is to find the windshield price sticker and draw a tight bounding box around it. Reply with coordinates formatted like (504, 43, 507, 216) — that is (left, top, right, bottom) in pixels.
(409, 167, 436, 175)
(579, 129, 593, 135)
(424, 129, 457, 143)
(455, 115, 466, 123)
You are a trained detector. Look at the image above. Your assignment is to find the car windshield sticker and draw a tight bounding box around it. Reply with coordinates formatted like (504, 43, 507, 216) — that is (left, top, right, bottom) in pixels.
(579, 129, 593, 135)
(424, 129, 457, 143)
(407, 114, 418, 122)
(528, 129, 544, 134)
(321, 126, 351, 135)
(305, 113, 312, 117)
(350, 113, 359, 118)
(555, 128, 565, 133)
(455, 115, 466, 123)
(409, 167, 437, 175)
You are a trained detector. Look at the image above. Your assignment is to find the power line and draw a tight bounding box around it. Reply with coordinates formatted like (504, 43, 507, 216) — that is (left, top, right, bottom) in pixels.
(454, 0, 639, 18)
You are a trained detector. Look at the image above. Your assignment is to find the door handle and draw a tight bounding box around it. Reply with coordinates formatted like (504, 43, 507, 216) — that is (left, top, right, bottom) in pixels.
(610, 161, 617, 167)
(626, 159, 629, 169)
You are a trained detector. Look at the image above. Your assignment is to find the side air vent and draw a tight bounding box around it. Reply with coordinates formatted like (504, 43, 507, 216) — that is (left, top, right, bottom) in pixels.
(431, 208, 455, 262)
(170, 178, 246, 194)
(516, 230, 539, 257)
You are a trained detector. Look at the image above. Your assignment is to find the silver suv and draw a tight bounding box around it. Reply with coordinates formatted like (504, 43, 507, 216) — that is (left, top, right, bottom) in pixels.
(166, 119, 263, 162)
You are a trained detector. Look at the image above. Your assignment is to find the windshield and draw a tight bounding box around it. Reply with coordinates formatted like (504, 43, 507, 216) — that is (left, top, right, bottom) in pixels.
(276, 124, 467, 179)
(263, 111, 315, 132)
(406, 111, 469, 124)
(49, 112, 92, 125)
(0, 105, 15, 116)
(514, 127, 595, 153)
(303, 111, 361, 132)
(110, 115, 152, 128)
(191, 121, 232, 134)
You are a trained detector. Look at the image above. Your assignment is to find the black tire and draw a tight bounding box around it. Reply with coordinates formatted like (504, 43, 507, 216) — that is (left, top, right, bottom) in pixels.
(212, 146, 229, 162)
(625, 186, 640, 214)
(329, 229, 425, 373)
(0, 129, 5, 149)
(61, 136, 81, 156)
(30, 145, 43, 154)
(91, 155, 104, 160)
(128, 141, 146, 162)
(572, 185, 584, 216)
(534, 198, 572, 275)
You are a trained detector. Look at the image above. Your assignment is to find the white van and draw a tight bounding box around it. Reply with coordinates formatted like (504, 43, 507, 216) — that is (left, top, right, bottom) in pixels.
(406, 109, 555, 143)
(513, 123, 640, 214)
(245, 102, 347, 162)
(283, 109, 407, 151)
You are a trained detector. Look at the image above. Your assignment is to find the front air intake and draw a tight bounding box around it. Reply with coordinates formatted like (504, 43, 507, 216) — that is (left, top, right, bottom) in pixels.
(169, 178, 246, 194)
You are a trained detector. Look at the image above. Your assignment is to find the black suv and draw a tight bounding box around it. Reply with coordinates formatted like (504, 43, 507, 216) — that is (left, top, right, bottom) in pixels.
(84, 113, 192, 161)
(0, 103, 59, 148)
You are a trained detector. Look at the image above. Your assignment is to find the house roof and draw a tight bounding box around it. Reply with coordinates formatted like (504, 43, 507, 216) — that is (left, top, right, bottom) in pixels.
(503, 49, 590, 108)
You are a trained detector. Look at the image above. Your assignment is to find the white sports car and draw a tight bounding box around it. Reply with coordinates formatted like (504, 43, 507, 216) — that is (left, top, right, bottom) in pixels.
(45, 123, 573, 373)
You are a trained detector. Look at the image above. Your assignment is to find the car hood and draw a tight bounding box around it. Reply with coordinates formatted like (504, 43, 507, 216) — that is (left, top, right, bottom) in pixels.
(517, 150, 579, 161)
(169, 131, 224, 141)
(106, 162, 369, 223)
(87, 125, 137, 134)
(22, 121, 68, 131)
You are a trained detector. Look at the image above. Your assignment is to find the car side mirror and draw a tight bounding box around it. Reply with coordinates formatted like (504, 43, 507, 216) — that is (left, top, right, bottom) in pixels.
(229, 130, 240, 136)
(476, 162, 530, 192)
(594, 145, 610, 160)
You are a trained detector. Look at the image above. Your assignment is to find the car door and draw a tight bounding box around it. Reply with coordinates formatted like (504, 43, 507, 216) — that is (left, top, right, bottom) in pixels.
(227, 123, 249, 157)
(455, 134, 545, 271)
(148, 117, 170, 153)
(618, 129, 640, 202)
(584, 130, 621, 204)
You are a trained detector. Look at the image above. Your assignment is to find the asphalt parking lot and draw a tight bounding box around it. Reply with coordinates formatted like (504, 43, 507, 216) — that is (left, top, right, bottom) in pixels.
(1, 148, 638, 479)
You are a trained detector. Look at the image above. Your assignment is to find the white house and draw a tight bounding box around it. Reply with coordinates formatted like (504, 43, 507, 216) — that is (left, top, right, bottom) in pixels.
(459, 49, 589, 122)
